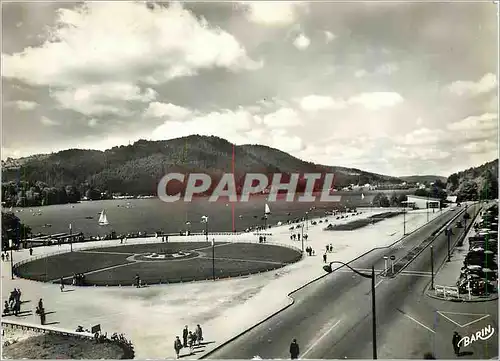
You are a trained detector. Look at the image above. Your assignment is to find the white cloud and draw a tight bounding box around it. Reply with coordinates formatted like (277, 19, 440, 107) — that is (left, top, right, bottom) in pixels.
(354, 63, 399, 78)
(462, 140, 497, 154)
(447, 73, 498, 97)
(2, 2, 261, 87)
(416, 117, 424, 126)
(397, 127, 446, 146)
(386, 146, 450, 161)
(88, 118, 98, 128)
(298, 95, 345, 111)
(151, 108, 260, 143)
(40, 116, 59, 126)
(348, 92, 404, 110)
(270, 129, 303, 152)
(144, 102, 193, 119)
(242, 2, 308, 26)
(262, 107, 301, 128)
(51, 82, 156, 116)
(354, 69, 368, 78)
(293, 34, 311, 50)
(324, 31, 336, 43)
(297, 92, 404, 113)
(447, 113, 498, 132)
(375, 62, 399, 75)
(14, 100, 38, 110)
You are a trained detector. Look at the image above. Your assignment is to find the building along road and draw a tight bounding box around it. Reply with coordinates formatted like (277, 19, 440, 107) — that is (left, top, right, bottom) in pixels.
(203, 203, 498, 359)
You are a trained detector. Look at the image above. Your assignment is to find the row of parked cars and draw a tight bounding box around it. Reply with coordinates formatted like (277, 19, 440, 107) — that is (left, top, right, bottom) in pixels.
(456, 203, 498, 296)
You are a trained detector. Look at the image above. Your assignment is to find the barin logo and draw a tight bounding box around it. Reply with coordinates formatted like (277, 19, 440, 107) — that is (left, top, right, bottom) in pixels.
(458, 325, 495, 347)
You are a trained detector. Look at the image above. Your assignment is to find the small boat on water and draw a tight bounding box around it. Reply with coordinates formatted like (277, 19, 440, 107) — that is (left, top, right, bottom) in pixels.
(98, 210, 109, 226)
(85, 216, 94, 220)
(265, 203, 271, 215)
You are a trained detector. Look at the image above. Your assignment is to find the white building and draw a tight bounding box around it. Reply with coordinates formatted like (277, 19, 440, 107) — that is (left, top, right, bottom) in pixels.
(404, 195, 441, 209)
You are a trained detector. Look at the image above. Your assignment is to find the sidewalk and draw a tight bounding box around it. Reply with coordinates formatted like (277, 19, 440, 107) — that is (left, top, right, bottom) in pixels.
(426, 203, 498, 302)
(1, 208, 444, 359)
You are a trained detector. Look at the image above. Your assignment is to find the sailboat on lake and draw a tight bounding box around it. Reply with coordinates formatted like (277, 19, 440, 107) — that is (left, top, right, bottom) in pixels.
(98, 210, 109, 226)
(265, 203, 271, 215)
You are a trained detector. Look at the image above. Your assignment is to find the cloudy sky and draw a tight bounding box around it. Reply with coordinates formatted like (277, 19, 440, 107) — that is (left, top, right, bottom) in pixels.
(1, 1, 498, 176)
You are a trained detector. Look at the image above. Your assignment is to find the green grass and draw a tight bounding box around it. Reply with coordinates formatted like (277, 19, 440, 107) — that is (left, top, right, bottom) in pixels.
(16, 242, 302, 286)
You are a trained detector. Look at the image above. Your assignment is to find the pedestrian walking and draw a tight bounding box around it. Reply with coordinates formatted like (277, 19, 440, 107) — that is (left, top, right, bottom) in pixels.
(1, 253, 4, 262)
(60, 277, 65, 292)
(289, 339, 300, 359)
(182, 325, 188, 347)
(452, 331, 461, 356)
(174, 336, 183, 359)
(29, 248, 33, 256)
(187, 331, 194, 354)
(134, 274, 140, 288)
(323, 253, 327, 263)
(195, 324, 203, 345)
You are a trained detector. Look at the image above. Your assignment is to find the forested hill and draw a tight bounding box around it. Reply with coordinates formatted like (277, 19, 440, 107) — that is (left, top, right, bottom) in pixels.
(446, 159, 498, 200)
(1, 135, 402, 207)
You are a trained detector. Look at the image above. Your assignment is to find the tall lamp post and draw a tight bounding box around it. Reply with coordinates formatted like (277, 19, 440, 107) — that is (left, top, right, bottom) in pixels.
(430, 246, 435, 290)
(305, 211, 309, 232)
(69, 223, 73, 252)
(323, 261, 377, 359)
(426, 196, 429, 222)
(301, 224, 305, 254)
(446, 226, 452, 262)
(9, 239, 14, 280)
(201, 216, 214, 281)
(403, 209, 406, 236)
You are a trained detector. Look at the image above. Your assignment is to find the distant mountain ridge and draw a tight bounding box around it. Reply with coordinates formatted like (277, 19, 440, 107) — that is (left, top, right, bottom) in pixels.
(1, 136, 402, 200)
(399, 175, 447, 184)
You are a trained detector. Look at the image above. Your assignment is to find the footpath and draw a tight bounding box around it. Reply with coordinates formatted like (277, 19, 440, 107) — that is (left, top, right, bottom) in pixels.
(426, 203, 498, 302)
(2, 207, 445, 359)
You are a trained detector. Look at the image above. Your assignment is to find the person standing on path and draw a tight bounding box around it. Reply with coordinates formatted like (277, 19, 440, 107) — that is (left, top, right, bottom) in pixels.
(195, 324, 203, 345)
(289, 339, 300, 359)
(174, 336, 183, 359)
(182, 325, 189, 348)
(452, 331, 461, 356)
(60, 277, 65, 292)
(323, 253, 327, 263)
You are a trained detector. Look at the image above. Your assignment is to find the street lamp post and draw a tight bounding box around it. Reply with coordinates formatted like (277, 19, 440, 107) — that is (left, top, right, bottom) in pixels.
(305, 211, 309, 232)
(383, 256, 388, 276)
(301, 224, 304, 254)
(403, 209, 406, 236)
(9, 239, 14, 280)
(69, 223, 73, 252)
(430, 246, 435, 290)
(426, 197, 429, 222)
(446, 227, 451, 262)
(201, 216, 214, 281)
(323, 261, 377, 359)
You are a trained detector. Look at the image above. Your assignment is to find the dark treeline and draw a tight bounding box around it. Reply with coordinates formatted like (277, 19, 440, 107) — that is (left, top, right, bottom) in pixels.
(1, 136, 402, 207)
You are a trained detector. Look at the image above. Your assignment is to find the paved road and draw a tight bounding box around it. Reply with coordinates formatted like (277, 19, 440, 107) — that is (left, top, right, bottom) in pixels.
(204, 204, 498, 359)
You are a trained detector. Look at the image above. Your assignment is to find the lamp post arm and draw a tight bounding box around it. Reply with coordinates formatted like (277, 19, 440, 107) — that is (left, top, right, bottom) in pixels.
(328, 261, 372, 279)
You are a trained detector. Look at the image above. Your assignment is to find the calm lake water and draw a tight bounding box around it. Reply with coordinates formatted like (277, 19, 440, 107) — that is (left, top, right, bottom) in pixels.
(10, 191, 411, 236)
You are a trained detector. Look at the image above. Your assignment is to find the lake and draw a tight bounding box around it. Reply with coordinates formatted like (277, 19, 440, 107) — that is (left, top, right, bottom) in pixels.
(10, 191, 411, 236)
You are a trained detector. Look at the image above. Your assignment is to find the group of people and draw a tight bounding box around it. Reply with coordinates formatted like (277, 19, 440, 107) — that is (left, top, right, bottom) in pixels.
(289, 233, 308, 241)
(72, 273, 86, 286)
(174, 324, 204, 358)
(325, 244, 334, 253)
(3, 288, 22, 316)
(35, 298, 46, 325)
(1, 252, 10, 262)
(304, 246, 315, 256)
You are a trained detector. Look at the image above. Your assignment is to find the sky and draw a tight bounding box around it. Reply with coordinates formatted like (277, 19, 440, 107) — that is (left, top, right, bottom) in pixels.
(1, 1, 498, 177)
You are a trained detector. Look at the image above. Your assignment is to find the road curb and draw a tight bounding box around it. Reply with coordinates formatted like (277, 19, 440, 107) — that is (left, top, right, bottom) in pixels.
(198, 210, 450, 359)
(423, 203, 494, 303)
(424, 290, 498, 303)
